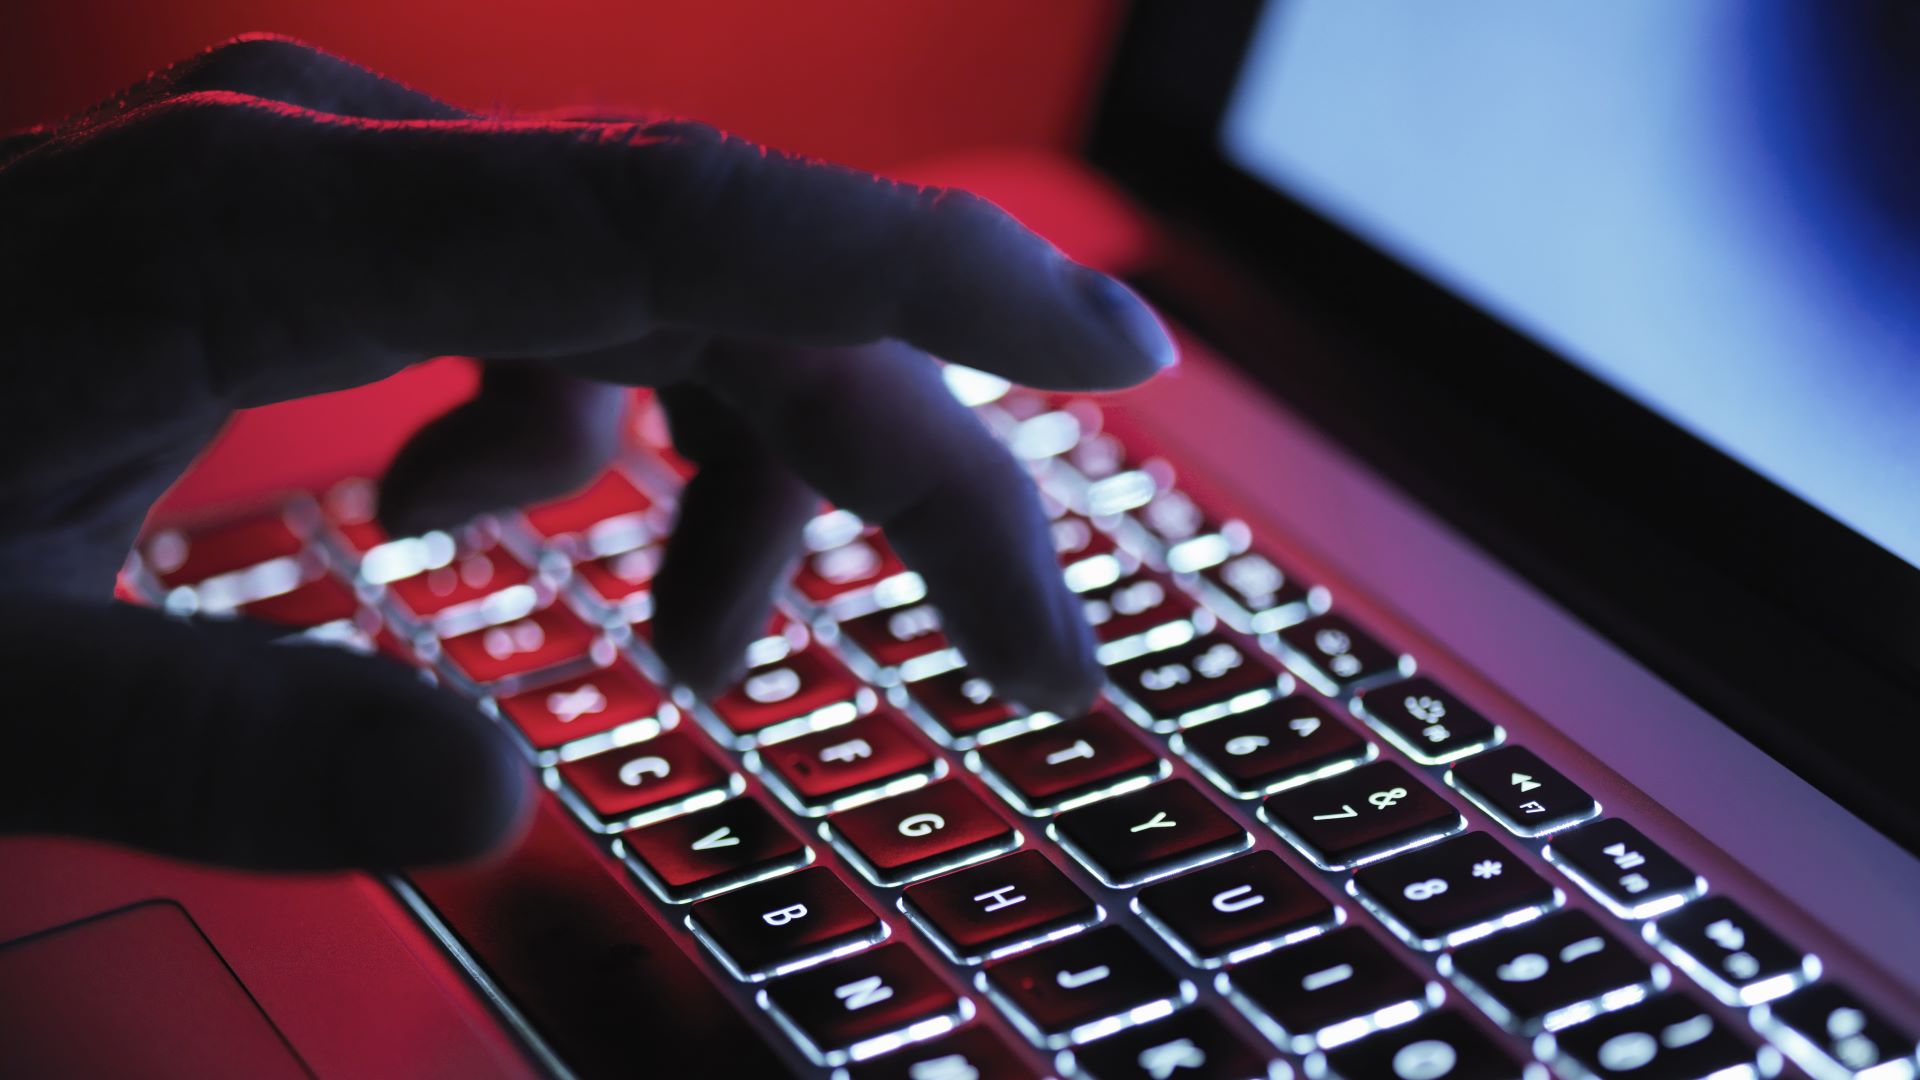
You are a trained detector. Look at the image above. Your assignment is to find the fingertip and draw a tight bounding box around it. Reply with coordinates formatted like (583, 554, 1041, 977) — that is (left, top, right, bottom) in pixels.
(1073, 267, 1179, 383)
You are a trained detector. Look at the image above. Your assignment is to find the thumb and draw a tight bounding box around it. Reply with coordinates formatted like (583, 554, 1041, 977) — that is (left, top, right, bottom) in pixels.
(0, 597, 535, 870)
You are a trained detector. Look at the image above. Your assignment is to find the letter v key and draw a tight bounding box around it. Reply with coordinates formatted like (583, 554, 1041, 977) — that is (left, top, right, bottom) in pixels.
(692, 826, 740, 850)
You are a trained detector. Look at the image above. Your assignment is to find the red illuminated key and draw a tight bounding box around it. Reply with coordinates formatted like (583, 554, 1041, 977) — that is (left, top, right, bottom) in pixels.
(438, 604, 603, 685)
(1049, 779, 1250, 887)
(754, 708, 939, 813)
(619, 797, 810, 902)
(494, 660, 665, 753)
(902, 665, 1019, 745)
(708, 644, 865, 744)
(826, 780, 1018, 885)
(981, 925, 1189, 1049)
(386, 544, 533, 621)
(793, 531, 908, 604)
(522, 470, 655, 549)
(971, 706, 1165, 815)
(760, 945, 965, 1066)
(319, 479, 388, 557)
(237, 575, 360, 629)
(901, 850, 1100, 963)
(1107, 630, 1289, 730)
(1049, 512, 1117, 567)
(1077, 569, 1194, 644)
(836, 602, 950, 669)
(141, 510, 307, 588)
(688, 867, 884, 980)
(556, 730, 737, 828)
(572, 545, 659, 608)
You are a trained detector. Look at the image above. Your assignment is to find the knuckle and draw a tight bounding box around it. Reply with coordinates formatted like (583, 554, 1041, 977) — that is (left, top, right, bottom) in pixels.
(176, 34, 329, 94)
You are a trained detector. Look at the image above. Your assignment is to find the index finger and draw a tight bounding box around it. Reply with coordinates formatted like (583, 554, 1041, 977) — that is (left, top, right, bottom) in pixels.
(93, 96, 1175, 403)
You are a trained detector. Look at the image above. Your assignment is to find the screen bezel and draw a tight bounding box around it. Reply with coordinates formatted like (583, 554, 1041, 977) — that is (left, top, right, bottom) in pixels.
(1087, 0, 1920, 851)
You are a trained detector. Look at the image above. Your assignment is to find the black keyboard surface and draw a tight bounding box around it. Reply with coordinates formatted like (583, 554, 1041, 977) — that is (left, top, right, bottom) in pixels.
(129, 377, 1915, 1080)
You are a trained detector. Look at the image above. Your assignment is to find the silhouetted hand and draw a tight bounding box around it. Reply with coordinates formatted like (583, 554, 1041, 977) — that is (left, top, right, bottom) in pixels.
(0, 37, 1174, 872)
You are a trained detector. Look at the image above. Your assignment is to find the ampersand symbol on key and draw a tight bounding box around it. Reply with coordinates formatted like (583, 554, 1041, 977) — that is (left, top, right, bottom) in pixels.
(1369, 787, 1409, 809)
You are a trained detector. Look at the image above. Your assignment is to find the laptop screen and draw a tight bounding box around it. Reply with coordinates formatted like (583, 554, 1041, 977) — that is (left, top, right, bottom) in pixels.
(1219, 1, 1920, 570)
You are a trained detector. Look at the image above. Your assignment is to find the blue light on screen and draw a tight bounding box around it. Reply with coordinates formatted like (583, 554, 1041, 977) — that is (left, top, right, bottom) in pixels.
(1222, 1, 1920, 569)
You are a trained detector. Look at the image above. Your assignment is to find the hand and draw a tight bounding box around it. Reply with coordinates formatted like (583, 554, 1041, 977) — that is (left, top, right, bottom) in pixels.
(0, 37, 1174, 872)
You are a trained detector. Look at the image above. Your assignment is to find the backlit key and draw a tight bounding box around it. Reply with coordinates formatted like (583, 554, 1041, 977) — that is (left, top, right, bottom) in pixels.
(837, 602, 951, 671)
(1261, 760, 1464, 870)
(688, 867, 886, 981)
(759, 944, 968, 1066)
(520, 469, 657, 554)
(1441, 909, 1665, 1033)
(1108, 631, 1290, 732)
(492, 659, 667, 760)
(753, 707, 941, 815)
(1535, 992, 1777, 1079)
(901, 850, 1101, 963)
(1219, 926, 1440, 1053)
(1049, 512, 1118, 568)
(1134, 850, 1338, 967)
(319, 479, 389, 558)
(1060, 1008, 1284, 1080)
(825, 780, 1019, 885)
(794, 529, 910, 605)
(1311, 1010, 1539, 1080)
(438, 604, 606, 687)
(570, 544, 659, 620)
(835, 1026, 1040, 1080)
(1191, 547, 1318, 634)
(554, 729, 739, 830)
(1543, 819, 1706, 921)
(619, 797, 811, 902)
(1175, 696, 1372, 798)
(385, 542, 535, 624)
(1753, 983, 1919, 1080)
(1355, 677, 1503, 765)
(708, 644, 867, 746)
(980, 926, 1192, 1048)
(1049, 780, 1250, 887)
(1645, 896, 1819, 1006)
(969, 706, 1166, 816)
(1077, 569, 1195, 646)
(236, 574, 362, 629)
(1350, 831, 1560, 951)
(141, 508, 309, 589)
(900, 665, 1020, 746)
(1448, 745, 1598, 837)
(1275, 614, 1412, 696)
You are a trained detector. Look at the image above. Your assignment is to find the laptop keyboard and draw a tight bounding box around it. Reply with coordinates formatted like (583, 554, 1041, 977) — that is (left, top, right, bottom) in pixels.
(127, 372, 1919, 1080)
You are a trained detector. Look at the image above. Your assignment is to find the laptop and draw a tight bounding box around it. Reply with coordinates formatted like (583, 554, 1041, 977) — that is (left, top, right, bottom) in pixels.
(5, 2, 1917, 1077)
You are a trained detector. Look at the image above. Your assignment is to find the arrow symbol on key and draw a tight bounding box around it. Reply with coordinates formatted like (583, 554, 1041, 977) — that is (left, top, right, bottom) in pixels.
(692, 827, 740, 850)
